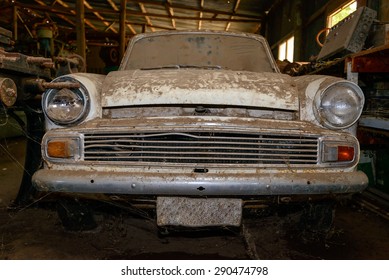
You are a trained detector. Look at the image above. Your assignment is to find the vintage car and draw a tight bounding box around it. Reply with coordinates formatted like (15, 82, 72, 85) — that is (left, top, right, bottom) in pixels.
(32, 31, 368, 234)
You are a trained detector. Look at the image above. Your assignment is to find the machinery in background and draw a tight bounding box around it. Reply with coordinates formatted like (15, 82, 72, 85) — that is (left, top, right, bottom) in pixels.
(0, 28, 53, 206)
(317, 6, 377, 61)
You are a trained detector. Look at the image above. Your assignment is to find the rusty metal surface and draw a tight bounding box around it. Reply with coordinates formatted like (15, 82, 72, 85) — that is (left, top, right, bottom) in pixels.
(32, 169, 368, 195)
(0, 77, 17, 106)
(42, 81, 81, 89)
(0, 48, 52, 79)
(40, 114, 360, 170)
(156, 197, 242, 227)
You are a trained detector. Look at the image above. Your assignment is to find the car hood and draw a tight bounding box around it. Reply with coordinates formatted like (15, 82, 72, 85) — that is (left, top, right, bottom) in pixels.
(101, 69, 298, 111)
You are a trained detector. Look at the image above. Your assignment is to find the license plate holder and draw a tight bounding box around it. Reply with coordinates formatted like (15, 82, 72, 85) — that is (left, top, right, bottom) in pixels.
(156, 197, 242, 227)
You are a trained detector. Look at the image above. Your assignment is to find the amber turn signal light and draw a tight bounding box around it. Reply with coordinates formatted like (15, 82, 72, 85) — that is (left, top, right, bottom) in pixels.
(47, 141, 73, 158)
(322, 143, 355, 163)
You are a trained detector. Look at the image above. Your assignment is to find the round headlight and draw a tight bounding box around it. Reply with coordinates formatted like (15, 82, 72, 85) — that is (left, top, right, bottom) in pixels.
(314, 82, 364, 129)
(43, 81, 89, 125)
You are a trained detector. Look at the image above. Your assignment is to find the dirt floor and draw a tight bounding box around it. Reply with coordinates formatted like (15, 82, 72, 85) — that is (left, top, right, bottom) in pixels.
(0, 137, 388, 260)
(0, 200, 388, 260)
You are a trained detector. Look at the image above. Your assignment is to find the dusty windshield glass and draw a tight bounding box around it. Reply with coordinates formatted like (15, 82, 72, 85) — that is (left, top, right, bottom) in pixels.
(122, 33, 276, 73)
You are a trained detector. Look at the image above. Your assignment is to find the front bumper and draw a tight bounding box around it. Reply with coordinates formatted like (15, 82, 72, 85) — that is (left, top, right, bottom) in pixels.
(32, 169, 368, 196)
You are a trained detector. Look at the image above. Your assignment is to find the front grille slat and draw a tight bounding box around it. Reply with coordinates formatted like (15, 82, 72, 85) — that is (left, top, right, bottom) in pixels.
(84, 145, 317, 153)
(84, 150, 317, 158)
(82, 131, 319, 167)
(84, 155, 318, 163)
(84, 140, 318, 148)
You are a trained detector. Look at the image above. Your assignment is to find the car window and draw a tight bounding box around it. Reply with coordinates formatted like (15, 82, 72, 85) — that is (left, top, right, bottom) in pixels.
(122, 33, 276, 73)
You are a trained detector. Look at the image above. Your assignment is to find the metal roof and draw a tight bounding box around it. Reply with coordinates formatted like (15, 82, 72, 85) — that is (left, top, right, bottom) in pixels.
(0, 0, 279, 41)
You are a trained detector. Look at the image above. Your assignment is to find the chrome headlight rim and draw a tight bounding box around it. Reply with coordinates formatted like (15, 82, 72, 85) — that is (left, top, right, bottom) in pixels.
(42, 78, 90, 126)
(313, 81, 364, 130)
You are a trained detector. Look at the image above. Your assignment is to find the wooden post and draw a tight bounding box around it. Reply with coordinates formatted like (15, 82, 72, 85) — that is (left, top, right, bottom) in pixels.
(379, 0, 389, 21)
(120, 0, 127, 60)
(76, 0, 86, 65)
(294, 0, 303, 61)
(13, 5, 17, 41)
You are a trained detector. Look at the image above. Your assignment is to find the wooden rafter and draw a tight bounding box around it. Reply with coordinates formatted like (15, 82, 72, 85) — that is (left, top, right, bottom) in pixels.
(34, 0, 75, 26)
(107, 0, 136, 34)
(134, 0, 262, 19)
(54, 0, 98, 31)
(13, 0, 267, 37)
(84, 0, 117, 33)
(125, 21, 175, 31)
(17, 2, 262, 23)
(165, 0, 176, 29)
(139, 3, 155, 32)
(253, 23, 261, 34)
(225, 0, 241, 31)
(198, 0, 204, 30)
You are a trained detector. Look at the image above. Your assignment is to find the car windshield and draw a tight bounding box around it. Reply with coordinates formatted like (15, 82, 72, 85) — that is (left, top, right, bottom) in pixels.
(121, 33, 277, 73)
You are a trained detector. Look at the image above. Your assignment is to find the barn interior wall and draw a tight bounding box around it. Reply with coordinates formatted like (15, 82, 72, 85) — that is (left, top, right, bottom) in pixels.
(266, 0, 383, 62)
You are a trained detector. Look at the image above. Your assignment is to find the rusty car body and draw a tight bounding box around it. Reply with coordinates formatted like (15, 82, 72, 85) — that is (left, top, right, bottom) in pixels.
(32, 31, 368, 231)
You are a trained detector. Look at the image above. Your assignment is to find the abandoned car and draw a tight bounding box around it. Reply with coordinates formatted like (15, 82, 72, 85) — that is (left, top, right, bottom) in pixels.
(32, 31, 368, 233)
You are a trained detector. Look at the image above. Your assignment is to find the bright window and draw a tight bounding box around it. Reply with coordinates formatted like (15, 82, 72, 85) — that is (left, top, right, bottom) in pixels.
(278, 36, 294, 62)
(328, 1, 357, 28)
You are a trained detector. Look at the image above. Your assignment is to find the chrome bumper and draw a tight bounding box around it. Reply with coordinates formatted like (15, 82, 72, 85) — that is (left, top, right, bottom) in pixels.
(32, 169, 368, 196)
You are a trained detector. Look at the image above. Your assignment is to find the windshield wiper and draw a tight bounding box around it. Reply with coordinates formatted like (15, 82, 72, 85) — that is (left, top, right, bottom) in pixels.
(141, 64, 222, 70)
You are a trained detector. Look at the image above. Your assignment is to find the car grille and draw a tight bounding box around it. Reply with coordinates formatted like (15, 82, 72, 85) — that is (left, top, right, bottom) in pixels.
(82, 131, 319, 167)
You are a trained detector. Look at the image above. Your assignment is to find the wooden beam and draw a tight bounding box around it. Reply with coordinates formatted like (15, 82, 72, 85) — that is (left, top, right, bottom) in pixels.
(125, 21, 175, 31)
(17, 3, 262, 24)
(124, 12, 261, 22)
(120, 0, 126, 60)
(137, 0, 262, 19)
(76, 0, 86, 63)
(55, 0, 98, 31)
(85, 0, 118, 33)
(253, 23, 261, 34)
(165, 0, 176, 29)
(107, 0, 136, 34)
(348, 45, 389, 72)
(34, 0, 75, 27)
(198, 0, 204, 30)
(34, 0, 263, 20)
(13, 5, 17, 41)
(139, 3, 155, 32)
(226, 0, 241, 31)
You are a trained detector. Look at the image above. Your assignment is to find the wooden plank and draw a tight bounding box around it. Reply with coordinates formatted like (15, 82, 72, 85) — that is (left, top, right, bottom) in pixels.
(120, 0, 126, 60)
(350, 44, 389, 72)
(76, 0, 86, 63)
(351, 56, 389, 72)
(0, 27, 12, 38)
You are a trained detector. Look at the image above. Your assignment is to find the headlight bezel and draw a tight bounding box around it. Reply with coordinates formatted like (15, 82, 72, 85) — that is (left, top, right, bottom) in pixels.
(313, 81, 364, 130)
(42, 78, 90, 126)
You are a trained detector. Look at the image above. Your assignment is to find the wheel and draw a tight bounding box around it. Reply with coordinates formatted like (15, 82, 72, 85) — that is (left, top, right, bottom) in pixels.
(56, 198, 97, 231)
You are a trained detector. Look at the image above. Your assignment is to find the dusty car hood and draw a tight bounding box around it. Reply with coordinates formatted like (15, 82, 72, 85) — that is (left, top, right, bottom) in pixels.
(101, 69, 298, 110)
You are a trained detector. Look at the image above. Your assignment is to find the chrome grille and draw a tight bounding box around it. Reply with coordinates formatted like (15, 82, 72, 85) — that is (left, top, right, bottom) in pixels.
(83, 132, 318, 166)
